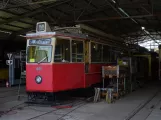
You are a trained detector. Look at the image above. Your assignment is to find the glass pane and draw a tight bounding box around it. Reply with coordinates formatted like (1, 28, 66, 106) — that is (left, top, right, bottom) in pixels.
(91, 43, 102, 62)
(27, 46, 52, 63)
(72, 40, 84, 62)
(54, 39, 70, 62)
(111, 51, 115, 62)
(110, 50, 117, 62)
(103, 45, 110, 62)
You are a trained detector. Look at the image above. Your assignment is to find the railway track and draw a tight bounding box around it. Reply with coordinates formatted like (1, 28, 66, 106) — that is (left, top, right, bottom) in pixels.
(0, 91, 93, 120)
(124, 89, 161, 120)
(26, 102, 87, 120)
(0, 88, 26, 105)
(0, 102, 28, 117)
(25, 91, 161, 120)
(26, 96, 93, 120)
(1, 86, 160, 120)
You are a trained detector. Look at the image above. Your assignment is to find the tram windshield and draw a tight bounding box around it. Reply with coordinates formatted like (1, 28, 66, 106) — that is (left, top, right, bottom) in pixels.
(27, 46, 52, 63)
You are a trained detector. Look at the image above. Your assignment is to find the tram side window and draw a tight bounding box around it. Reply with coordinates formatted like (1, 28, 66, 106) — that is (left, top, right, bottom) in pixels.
(54, 39, 70, 62)
(110, 51, 114, 62)
(72, 40, 84, 62)
(91, 42, 103, 62)
(103, 45, 110, 62)
(115, 52, 118, 61)
(110, 51, 117, 62)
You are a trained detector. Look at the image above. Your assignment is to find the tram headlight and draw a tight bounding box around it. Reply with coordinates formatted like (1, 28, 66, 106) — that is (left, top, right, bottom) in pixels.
(35, 76, 42, 84)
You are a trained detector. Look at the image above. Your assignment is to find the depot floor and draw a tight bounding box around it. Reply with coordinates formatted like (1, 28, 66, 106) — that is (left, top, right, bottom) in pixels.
(0, 82, 161, 120)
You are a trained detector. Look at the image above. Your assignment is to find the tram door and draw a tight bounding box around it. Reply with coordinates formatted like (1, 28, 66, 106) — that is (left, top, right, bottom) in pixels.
(85, 41, 90, 73)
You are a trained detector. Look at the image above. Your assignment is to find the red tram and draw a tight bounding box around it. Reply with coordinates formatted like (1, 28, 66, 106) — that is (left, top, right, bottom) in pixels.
(26, 22, 118, 96)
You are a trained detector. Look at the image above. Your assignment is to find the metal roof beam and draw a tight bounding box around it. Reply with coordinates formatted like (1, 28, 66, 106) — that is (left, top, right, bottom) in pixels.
(76, 0, 93, 21)
(84, 0, 109, 18)
(1, 0, 58, 9)
(0, 15, 35, 26)
(0, 27, 16, 33)
(15, 27, 35, 35)
(105, 0, 123, 17)
(0, 0, 71, 25)
(6, 24, 26, 29)
(75, 14, 155, 22)
(1, 1, 32, 12)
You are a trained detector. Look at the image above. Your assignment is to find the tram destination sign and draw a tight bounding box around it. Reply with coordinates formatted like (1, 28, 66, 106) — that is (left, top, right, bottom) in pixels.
(29, 39, 51, 45)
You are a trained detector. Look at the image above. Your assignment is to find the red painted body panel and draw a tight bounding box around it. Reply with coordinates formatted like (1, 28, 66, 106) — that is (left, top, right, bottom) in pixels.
(85, 64, 107, 87)
(26, 63, 84, 92)
(26, 63, 108, 92)
(26, 64, 53, 92)
(52, 63, 84, 92)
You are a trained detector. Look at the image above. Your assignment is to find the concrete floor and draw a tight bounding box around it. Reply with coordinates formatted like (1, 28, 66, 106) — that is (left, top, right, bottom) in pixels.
(0, 83, 161, 120)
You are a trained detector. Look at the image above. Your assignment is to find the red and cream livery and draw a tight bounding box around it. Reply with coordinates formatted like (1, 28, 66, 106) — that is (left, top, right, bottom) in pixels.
(26, 22, 117, 94)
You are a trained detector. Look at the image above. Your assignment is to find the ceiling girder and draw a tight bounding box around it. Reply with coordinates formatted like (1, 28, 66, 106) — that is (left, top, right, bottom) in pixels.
(0, 0, 71, 25)
(0, 0, 58, 9)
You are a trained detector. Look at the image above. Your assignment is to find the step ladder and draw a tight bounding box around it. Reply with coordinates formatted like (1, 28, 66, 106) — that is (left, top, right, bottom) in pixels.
(17, 71, 26, 100)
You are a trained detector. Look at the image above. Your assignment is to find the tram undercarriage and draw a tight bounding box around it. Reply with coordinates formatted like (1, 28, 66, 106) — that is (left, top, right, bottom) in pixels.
(27, 92, 57, 105)
(26, 86, 96, 105)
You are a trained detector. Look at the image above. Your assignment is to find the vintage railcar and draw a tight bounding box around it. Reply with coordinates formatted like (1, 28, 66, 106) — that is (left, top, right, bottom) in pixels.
(26, 22, 120, 99)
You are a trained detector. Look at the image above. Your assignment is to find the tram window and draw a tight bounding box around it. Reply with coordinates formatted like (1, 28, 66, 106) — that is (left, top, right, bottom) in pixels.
(27, 46, 52, 63)
(54, 39, 70, 62)
(103, 45, 110, 62)
(110, 51, 114, 62)
(72, 40, 84, 62)
(110, 51, 117, 62)
(91, 42, 102, 62)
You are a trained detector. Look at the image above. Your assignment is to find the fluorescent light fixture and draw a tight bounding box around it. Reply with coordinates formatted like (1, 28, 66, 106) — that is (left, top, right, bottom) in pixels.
(141, 27, 145, 30)
(19, 35, 26, 37)
(111, 0, 116, 3)
(118, 7, 138, 24)
(0, 30, 11, 34)
(118, 8, 129, 16)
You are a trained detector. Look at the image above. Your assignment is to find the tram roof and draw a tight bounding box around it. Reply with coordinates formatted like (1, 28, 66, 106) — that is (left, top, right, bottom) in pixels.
(26, 31, 129, 50)
(26, 31, 87, 40)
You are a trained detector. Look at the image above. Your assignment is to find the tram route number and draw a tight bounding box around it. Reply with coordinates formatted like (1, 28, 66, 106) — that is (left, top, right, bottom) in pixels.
(6, 60, 13, 65)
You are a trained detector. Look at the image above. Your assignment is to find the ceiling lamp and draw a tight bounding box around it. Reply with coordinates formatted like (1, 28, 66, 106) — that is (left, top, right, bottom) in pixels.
(141, 27, 145, 30)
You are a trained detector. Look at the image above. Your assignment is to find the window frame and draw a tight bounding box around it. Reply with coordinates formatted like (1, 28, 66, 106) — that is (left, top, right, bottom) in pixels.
(53, 37, 85, 63)
(54, 38, 71, 63)
(90, 41, 118, 64)
(102, 44, 110, 63)
(27, 45, 53, 63)
(91, 41, 104, 63)
(71, 39, 85, 63)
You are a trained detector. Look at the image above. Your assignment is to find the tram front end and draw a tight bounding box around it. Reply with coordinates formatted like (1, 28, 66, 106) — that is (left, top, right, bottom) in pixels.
(26, 22, 55, 94)
(26, 38, 54, 93)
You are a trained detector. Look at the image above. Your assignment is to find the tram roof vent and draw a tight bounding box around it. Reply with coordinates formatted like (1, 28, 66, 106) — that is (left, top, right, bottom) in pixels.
(36, 22, 51, 33)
